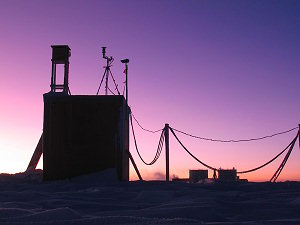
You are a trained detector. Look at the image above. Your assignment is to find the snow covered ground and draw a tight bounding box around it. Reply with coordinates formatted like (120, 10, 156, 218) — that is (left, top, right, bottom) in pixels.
(0, 170, 300, 225)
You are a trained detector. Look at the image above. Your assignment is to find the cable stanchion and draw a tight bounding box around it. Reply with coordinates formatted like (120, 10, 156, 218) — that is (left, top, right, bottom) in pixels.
(298, 124, 300, 150)
(169, 127, 217, 171)
(171, 126, 298, 143)
(129, 113, 165, 165)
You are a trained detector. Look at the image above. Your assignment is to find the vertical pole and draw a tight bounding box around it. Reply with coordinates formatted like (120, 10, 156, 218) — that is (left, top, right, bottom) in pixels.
(51, 62, 55, 92)
(105, 59, 109, 95)
(125, 64, 129, 120)
(298, 124, 300, 149)
(126, 64, 128, 104)
(165, 123, 169, 182)
(105, 68, 108, 95)
(64, 61, 69, 94)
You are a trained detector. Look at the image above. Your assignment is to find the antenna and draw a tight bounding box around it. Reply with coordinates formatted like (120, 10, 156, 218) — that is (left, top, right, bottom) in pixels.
(102, 47, 106, 58)
(96, 47, 120, 95)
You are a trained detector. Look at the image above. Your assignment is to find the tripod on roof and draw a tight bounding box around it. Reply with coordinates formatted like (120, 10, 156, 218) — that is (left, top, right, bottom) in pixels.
(96, 47, 120, 95)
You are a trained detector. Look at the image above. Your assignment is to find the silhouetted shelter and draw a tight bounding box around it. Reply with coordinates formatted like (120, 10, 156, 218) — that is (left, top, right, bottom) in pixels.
(40, 45, 129, 181)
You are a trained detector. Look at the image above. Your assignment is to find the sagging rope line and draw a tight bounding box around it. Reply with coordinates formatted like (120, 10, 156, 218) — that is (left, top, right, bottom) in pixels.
(131, 112, 163, 134)
(237, 131, 299, 174)
(149, 130, 165, 164)
(129, 113, 165, 165)
(170, 126, 299, 175)
(270, 144, 294, 182)
(169, 127, 217, 171)
(270, 130, 299, 182)
(171, 126, 298, 143)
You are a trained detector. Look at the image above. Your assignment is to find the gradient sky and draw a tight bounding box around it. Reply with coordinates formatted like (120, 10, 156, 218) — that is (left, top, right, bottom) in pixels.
(1, 0, 299, 181)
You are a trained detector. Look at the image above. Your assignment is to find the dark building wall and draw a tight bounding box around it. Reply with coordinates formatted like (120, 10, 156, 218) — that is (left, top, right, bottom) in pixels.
(43, 94, 129, 181)
(189, 170, 208, 183)
(218, 169, 237, 182)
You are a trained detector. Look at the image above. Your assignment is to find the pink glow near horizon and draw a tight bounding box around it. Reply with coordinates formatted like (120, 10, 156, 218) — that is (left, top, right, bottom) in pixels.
(0, 0, 299, 181)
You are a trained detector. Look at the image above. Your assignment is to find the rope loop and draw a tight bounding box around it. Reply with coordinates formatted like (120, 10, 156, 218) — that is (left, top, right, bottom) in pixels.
(130, 113, 165, 165)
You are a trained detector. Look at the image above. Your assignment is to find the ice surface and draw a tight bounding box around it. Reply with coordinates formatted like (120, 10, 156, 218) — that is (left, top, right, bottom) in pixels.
(0, 170, 300, 224)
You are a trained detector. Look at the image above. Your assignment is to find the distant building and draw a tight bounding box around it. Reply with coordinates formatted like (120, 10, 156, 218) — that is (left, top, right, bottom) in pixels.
(218, 169, 237, 182)
(189, 170, 208, 183)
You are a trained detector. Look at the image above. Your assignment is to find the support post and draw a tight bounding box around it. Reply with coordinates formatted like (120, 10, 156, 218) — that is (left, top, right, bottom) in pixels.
(63, 62, 69, 93)
(127, 151, 143, 181)
(165, 123, 169, 182)
(125, 64, 128, 104)
(120, 58, 129, 104)
(27, 133, 43, 171)
(51, 63, 55, 92)
(298, 124, 300, 149)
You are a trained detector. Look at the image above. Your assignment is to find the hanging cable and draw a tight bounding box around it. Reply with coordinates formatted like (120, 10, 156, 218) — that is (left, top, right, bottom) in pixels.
(270, 130, 299, 182)
(130, 113, 165, 165)
(237, 132, 299, 174)
(131, 112, 163, 134)
(171, 126, 298, 143)
(270, 145, 294, 182)
(169, 127, 217, 171)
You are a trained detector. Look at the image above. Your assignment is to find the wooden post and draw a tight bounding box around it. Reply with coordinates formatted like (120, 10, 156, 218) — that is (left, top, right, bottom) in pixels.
(127, 151, 143, 181)
(27, 133, 43, 171)
(165, 124, 169, 182)
(298, 124, 300, 149)
(126, 64, 128, 104)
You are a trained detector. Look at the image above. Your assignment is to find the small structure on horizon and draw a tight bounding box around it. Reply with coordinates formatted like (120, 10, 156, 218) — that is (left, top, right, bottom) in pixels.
(217, 168, 237, 182)
(189, 169, 208, 183)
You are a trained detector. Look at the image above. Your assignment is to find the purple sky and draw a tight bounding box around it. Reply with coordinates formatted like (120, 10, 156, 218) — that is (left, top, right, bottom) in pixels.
(0, 0, 299, 181)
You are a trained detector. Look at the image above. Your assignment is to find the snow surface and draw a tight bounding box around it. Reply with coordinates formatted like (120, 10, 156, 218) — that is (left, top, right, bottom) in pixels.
(0, 169, 300, 225)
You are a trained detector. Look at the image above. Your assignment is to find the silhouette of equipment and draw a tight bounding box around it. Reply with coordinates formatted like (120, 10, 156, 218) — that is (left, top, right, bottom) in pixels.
(121, 59, 129, 63)
(27, 45, 132, 181)
(121, 58, 129, 104)
(50, 45, 71, 94)
(97, 47, 120, 95)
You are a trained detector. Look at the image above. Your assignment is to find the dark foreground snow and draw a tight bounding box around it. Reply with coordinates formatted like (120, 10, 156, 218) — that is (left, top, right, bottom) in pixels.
(0, 170, 300, 225)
